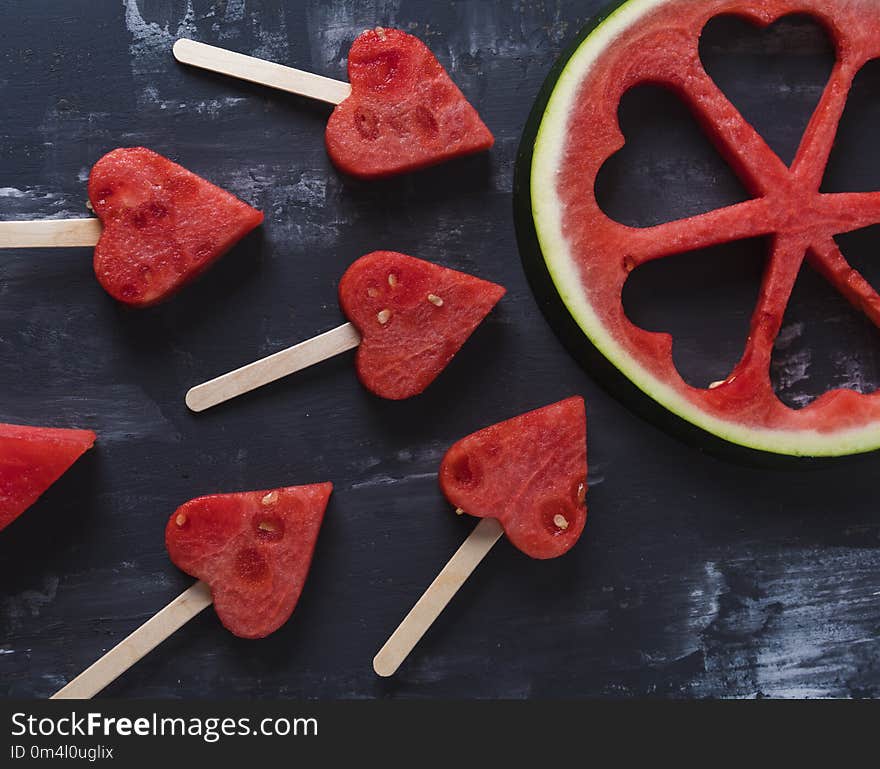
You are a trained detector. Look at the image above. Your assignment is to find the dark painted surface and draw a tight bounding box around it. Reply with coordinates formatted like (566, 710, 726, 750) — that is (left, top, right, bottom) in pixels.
(1, 0, 879, 699)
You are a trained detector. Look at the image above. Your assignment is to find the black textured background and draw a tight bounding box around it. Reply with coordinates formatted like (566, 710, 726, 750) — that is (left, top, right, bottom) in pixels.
(1, 0, 879, 699)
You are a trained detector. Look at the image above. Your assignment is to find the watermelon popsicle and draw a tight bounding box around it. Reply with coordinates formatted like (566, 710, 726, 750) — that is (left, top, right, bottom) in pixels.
(373, 397, 587, 677)
(173, 27, 494, 178)
(52, 483, 332, 699)
(185, 251, 505, 411)
(0, 147, 264, 307)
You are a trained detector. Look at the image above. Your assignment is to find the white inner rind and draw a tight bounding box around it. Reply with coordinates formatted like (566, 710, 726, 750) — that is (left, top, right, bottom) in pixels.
(530, 0, 880, 457)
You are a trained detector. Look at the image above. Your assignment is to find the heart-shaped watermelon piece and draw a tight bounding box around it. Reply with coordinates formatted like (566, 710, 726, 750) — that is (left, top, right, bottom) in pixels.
(165, 483, 332, 639)
(325, 27, 494, 178)
(338, 251, 505, 399)
(0, 423, 96, 533)
(439, 397, 587, 559)
(89, 147, 264, 308)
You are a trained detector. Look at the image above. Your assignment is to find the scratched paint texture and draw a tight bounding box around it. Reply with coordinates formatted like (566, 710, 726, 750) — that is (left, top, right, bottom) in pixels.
(1, 0, 879, 699)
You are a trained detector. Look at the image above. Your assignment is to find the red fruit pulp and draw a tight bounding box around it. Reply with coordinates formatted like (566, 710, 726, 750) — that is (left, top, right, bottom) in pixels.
(165, 483, 332, 639)
(0, 423, 96, 533)
(89, 147, 263, 308)
(530, 0, 880, 455)
(326, 27, 494, 178)
(338, 251, 505, 399)
(439, 397, 587, 559)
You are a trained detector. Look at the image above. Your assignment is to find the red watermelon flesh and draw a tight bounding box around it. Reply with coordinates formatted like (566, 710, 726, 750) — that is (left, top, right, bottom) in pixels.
(0, 423, 96, 533)
(338, 251, 505, 399)
(439, 397, 587, 559)
(165, 483, 332, 639)
(89, 147, 264, 308)
(531, 0, 880, 455)
(325, 27, 494, 178)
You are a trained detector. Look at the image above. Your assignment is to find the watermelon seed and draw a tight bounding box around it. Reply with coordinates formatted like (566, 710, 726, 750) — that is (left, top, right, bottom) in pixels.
(254, 513, 285, 541)
(553, 514, 569, 531)
(577, 482, 586, 504)
(175, 513, 187, 527)
(367, 287, 379, 298)
(709, 375, 736, 389)
(261, 491, 279, 506)
(427, 293, 444, 307)
(623, 255, 636, 273)
(455, 507, 465, 515)
(375, 26, 387, 41)
(388, 273, 398, 287)
(377, 309, 392, 324)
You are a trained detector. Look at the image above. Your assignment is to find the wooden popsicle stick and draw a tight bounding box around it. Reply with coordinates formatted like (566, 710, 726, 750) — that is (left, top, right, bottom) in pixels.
(173, 38, 352, 106)
(52, 581, 212, 699)
(186, 322, 362, 412)
(373, 517, 504, 677)
(0, 218, 101, 248)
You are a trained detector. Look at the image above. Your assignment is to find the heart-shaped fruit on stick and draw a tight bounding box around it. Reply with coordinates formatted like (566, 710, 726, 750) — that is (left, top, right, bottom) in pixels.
(52, 483, 331, 699)
(0, 148, 263, 308)
(0, 423, 96, 533)
(89, 147, 264, 307)
(339, 251, 506, 399)
(186, 251, 505, 410)
(325, 27, 494, 178)
(166, 483, 332, 639)
(373, 397, 587, 676)
(173, 28, 493, 178)
(440, 396, 587, 559)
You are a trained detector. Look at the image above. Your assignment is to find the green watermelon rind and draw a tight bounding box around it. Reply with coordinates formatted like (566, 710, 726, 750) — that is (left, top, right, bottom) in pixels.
(515, 0, 880, 460)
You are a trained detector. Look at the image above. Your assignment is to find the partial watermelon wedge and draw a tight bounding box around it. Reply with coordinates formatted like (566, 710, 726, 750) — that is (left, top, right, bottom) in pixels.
(89, 147, 264, 308)
(165, 484, 332, 639)
(0, 423, 96, 533)
(439, 397, 587, 559)
(326, 27, 494, 178)
(338, 251, 505, 399)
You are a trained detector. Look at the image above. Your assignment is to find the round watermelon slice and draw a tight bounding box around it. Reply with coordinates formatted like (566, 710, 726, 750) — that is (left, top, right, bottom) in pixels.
(515, 0, 880, 458)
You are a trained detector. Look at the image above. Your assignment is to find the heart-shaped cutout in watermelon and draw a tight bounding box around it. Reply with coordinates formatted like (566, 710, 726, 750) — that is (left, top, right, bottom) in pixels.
(89, 147, 264, 308)
(338, 251, 505, 399)
(165, 483, 332, 639)
(698, 13, 835, 168)
(0, 423, 96, 533)
(595, 84, 750, 227)
(439, 397, 587, 559)
(325, 27, 494, 179)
